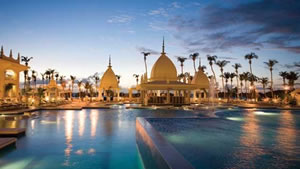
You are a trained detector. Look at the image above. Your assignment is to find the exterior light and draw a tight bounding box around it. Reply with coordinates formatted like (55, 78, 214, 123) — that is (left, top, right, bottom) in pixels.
(284, 85, 289, 90)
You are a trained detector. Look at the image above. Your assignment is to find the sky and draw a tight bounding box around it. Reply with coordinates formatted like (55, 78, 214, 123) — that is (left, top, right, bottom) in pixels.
(0, 0, 299, 89)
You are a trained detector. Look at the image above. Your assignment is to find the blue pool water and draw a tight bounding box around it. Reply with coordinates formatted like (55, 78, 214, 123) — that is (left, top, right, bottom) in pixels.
(0, 108, 200, 169)
(150, 109, 300, 169)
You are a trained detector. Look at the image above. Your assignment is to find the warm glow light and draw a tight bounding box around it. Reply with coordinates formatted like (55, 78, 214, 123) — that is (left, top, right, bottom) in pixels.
(90, 110, 98, 137)
(78, 111, 86, 137)
(65, 111, 73, 157)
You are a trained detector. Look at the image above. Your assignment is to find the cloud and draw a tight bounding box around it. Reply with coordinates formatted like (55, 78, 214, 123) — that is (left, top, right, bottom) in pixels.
(107, 15, 133, 24)
(171, 2, 181, 9)
(148, 8, 168, 17)
(218, 56, 237, 60)
(283, 61, 300, 71)
(136, 46, 160, 55)
(169, 0, 300, 54)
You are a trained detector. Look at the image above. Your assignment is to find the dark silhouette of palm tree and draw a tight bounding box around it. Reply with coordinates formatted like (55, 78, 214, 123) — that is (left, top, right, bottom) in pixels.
(216, 60, 230, 93)
(115, 75, 121, 84)
(189, 53, 199, 72)
(207, 55, 217, 84)
(279, 71, 288, 86)
(177, 57, 187, 74)
(133, 74, 139, 86)
(142, 52, 151, 76)
(70, 75, 76, 94)
(21, 56, 33, 66)
(264, 59, 278, 99)
(31, 70, 37, 89)
(40, 73, 45, 86)
(232, 63, 242, 99)
(286, 71, 299, 89)
(259, 77, 269, 98)
(244, 52, 258, 85)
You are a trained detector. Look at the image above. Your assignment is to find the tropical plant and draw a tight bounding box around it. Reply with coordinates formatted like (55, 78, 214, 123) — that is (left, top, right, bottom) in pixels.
(133, 74, 139, 86)
(232, 63, 242, 99)
(239, 73, 245, 98)
(142, 52, 151, 75)
(279, 71, 288, 86)
(40, 73, 45, 86)
(23, 70, 28, 90)
(55, 73, 59, 82)
(264, 59, 278, 99)
(286, 71, 299, 89)
(223, 72, 231, 100)
(37, 87, 46, 105)
(93, 75, 100, 87)
(21, 56, 33, 66)
(60, 76, 66, 90)
(189, 53, 199, 72)
(31, 70, 37, 89)
(259, 77, 269, 98)
(177, 57, 187, 74)
(70, 75, 76, 95)
(229, 73, 236, 99)
(78, 80, 83, 100)
(207, 55, 217, 84)
(216, 60, 230, 93)
(115, 75, 121, 84)
(244, 52, 258, 85)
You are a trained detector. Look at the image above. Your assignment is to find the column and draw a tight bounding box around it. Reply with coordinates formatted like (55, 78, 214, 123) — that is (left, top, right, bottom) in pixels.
(167, 90, 170, 104)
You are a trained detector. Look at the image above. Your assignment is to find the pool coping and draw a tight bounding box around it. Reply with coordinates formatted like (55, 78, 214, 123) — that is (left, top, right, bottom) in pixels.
(136, 117, 195, 169)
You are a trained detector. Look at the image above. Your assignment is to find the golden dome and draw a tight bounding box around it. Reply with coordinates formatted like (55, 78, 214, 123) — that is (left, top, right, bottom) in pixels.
(192, 69, 209, 89)
(99, 58, 119, 89)
(150, 39, 178, 82)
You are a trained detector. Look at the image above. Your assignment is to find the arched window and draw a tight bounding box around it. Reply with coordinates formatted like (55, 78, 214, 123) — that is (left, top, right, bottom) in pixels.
(5, 70, 16, 80)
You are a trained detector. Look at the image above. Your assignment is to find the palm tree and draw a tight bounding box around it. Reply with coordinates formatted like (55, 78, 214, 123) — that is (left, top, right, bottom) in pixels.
(178, 73, 185, 82)
(55, 73, 59, 83)
(229, 73, 236, 99)
(244, 52, 258, 85)
(286, 71, 299, 89)
(27, 76, 32, 88)
(44, 70, 51, 83)
(223, 72, 231, 100)
(279, 71, 288, 86)
(207, 55, 217, 84)
(264, 59, 278, 99)
(242, 72, 250, 100)
(189, 53, 199, 72)
(78, 80, 83, 100)
(216, 60, 230, 93)
(259, 77, 269, 98)
(40, 73, 45, 86)
(133, 74, 139, 86)
(31, 70, 37, 89)
(84, 82, 92, 101)
(200, 65, 206, 72)
(60, 76, 66, 90)
(142, 52, 151, 76)
(93, 75, 100, 87)
(232, 63, 242, 99)
(239, 74, 245, 98)
(23, 70, 28, 90)
(177, 57, 187, 74)
(21, 56, 33, 66)
(70, 75, 76, 95)
(115, 75, 121, 84)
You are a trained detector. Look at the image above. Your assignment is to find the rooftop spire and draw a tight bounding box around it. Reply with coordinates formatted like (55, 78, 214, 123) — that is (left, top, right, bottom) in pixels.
(108, 55, 112, 67)
(9, 49, 13, 58)
(162, 36, 165, 54)
(1, 46, 3, 56)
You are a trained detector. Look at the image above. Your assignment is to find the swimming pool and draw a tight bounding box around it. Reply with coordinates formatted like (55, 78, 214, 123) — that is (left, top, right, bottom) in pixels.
(149, 109, 300, 169)
(0, 107, 200, 169)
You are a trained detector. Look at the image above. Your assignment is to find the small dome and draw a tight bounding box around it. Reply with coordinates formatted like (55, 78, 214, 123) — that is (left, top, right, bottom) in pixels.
(100, 59, 119, 89)
(192, 69, 209, 89)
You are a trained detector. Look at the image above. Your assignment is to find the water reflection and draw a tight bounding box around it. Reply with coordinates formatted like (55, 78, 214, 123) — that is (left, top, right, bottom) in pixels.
(64, 111, 74, 165)
(78, 111, 86, 137)
(276, 110, 297, 167)
(233, 110, 264, 169)
(90, 110, 98, 138)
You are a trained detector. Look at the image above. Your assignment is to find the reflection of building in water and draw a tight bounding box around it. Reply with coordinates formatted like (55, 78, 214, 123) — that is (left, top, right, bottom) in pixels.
(78, 111, 86, 137)
(64, 110, 73, 165)
(0, 46, 28, 101)
(90, 110, 98, 137)
(133, 39, 209, 106)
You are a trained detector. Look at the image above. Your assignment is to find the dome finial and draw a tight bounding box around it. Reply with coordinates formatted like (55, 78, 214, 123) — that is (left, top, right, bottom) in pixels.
(162, 36, 165, 54)
(109, 55, 112, 67)
(9, 49, 13, 58)
(1, 46, 4, 56)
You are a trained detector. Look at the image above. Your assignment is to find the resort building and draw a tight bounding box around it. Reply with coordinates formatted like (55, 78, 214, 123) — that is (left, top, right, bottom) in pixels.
(98, 57, 120, 101)
(136, 39, 209, 106)
(0, 46, 28, 102)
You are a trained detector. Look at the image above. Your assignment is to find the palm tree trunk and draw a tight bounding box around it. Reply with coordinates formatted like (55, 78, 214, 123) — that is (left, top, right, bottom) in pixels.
(221, 70, 225, 94)
(270, 70, 274, 99)
(181, 64, 184, 74)
(193, 60, 196, 73)
(236, 71, 239, 99)
(144, 58, 148, 76)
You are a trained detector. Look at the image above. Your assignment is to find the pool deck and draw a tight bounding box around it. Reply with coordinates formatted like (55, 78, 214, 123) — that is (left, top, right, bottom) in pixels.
(0, 138, 17, 150)
(0, 128, 26, 137)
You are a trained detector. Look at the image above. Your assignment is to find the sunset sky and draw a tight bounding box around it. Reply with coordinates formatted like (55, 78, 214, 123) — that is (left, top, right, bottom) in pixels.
(0, 0, 299, 88)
